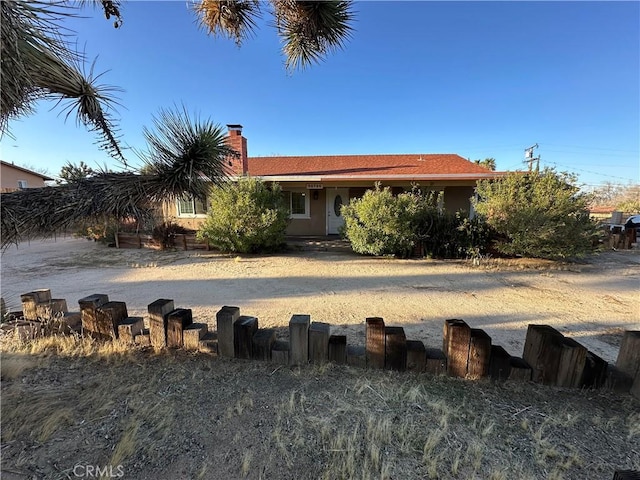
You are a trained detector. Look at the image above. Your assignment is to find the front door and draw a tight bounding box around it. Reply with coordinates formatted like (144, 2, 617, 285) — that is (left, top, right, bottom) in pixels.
(326, 188, 349, 235)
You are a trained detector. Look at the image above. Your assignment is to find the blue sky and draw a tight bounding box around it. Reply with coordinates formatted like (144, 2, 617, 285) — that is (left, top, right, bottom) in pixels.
(1, 1, 638, 188)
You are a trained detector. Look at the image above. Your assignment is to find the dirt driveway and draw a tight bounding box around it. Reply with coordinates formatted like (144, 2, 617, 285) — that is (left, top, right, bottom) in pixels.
(1, 237, 639, 362)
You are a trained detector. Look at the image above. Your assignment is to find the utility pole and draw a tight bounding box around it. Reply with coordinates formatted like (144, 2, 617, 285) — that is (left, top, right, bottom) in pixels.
(524, 144, 540, 173)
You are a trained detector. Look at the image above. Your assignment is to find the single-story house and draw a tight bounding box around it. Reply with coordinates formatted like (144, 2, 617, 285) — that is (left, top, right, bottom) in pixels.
(1, 160, 53, 193)
(167, 125, 503, 236)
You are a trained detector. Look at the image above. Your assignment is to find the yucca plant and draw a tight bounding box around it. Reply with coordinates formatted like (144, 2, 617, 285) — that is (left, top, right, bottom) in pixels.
(193, 0, 354, 71)
(273, 0, 354, 71)
(1, 107, 235, 249)
(1, 1, 125, 160)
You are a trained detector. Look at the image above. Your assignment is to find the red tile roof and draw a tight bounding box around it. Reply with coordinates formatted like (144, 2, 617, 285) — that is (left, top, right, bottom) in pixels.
(247, 154, 500, 180)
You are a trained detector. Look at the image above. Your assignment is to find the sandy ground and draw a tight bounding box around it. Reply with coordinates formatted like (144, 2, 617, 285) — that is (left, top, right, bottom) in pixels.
(1, 237, 639, 363)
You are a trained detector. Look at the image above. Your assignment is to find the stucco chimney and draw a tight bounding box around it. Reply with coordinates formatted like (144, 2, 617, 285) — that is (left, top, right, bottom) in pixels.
(226, 124, 248, 175)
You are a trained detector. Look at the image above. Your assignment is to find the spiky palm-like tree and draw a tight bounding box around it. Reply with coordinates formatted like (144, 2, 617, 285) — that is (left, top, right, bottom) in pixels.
(1, 1, 355, 247)
(1, 107, 236, 249)
(194, 0, 354, 71)
(1, 1, 125, 160)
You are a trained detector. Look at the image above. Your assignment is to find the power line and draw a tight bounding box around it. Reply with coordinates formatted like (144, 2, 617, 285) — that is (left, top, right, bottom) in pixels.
(543, 149, 637, 158)
(543, 143, 638, 153)
(543, 161, 635, 181)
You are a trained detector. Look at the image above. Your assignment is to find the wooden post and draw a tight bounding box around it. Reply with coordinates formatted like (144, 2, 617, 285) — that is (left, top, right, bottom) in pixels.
(252, 328, 276, 361)
(20, 295, 38, 321)
(148, 299, 174, 349)
(384, 327, 407, 371)
(216, 306, 240, 358)
(508, 357, 532, 381)
(406, 340, 426, 372)
(134, 328, 151, 347)
(20, 289, 52, 320)
(366, 317, 385, 369)
(425, 348, 447, 375)
(523, 324, 565, 385)
(183, 323, 208, 350)
(33, 289, 52, 303)
(555, 336, 588, 388)
(581, 351, 608, 388)
(616, 331, 640, 379)
(309, 322, 331, 364)
(467, 329, 492, 378)
(62, 311, 82, 332)
(234, 316, 258, 359)
(328, 335, 347, 364)
(444, 319, 471, 377)
(289, 314, 310, 366)
(167, 308, 193, 348)
(347, 345, 366, 368)
(35, 299, 68, 320)
(271, 340, 290, 365)
(94, 301, 128, 339)
(78, 294, 109, 337)
(198, 332, 218, 354)
(117, 317, 144, 344)
(489, 345, 512, 381)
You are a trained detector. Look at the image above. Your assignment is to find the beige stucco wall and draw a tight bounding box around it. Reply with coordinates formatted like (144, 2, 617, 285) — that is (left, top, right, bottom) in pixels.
(443, 186, 475, 214)
(1, 164, 49, 191)
(163, 181, 478, 236)
(285, 188, 327, 236)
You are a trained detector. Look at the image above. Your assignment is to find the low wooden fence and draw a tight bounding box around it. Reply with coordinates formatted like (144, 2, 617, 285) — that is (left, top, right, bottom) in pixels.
(115, 233, 211, 251)
(5, 288, 640, 403)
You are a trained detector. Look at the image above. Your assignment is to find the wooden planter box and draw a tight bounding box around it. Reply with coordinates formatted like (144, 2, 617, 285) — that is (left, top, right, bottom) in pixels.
(116, 233, 210, 251)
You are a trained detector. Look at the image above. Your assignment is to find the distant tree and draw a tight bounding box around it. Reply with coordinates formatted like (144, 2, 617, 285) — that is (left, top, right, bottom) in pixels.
(590, 182, 640, 213)
(474, 168, 596, 259)
(57, 161, 95, 184)
(474, 158, 496, 171)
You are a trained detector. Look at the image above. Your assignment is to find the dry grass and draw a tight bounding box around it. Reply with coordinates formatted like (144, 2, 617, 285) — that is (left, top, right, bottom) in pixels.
(1, 335, 638, 479)
(0, 352, 38, 380)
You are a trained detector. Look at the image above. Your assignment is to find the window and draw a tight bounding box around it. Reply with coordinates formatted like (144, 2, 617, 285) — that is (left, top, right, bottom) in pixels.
(17, 180, 27, 189)
(283, 190, 310, 218)
(177, 196, 208, 217)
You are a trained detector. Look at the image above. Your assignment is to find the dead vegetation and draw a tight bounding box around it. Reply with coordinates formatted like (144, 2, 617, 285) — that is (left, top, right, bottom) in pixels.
(1, 335, 638, 480)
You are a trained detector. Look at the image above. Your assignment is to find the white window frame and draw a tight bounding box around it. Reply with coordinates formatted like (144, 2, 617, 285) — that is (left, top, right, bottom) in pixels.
(283, 189, 310, 219)
(176, 196, 208, 218)
(17, 180, 28, 189)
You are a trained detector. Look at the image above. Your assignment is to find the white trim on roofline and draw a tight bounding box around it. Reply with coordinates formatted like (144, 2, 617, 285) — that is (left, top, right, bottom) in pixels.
(250, 173, 503, 182)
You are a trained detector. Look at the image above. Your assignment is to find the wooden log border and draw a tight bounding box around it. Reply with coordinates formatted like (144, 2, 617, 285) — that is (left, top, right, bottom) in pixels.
(10, 288, 639, 398)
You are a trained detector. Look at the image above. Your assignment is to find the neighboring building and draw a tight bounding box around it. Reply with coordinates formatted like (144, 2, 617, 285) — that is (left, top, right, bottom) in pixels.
(168, 125, 504, 236)
(1, 160, 53, 192)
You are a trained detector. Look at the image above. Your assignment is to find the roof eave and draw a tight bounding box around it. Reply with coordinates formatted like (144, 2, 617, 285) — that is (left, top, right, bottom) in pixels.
(250, 173, 504, 182)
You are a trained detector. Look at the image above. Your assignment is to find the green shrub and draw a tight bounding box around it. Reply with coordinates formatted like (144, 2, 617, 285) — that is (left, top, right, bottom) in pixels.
(341, 185, 416, 257)
(197, 177, 289, 253)
(341, 185, 492, 258)
(407, 189, 492, 259)
(473, 168, 597, 259)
